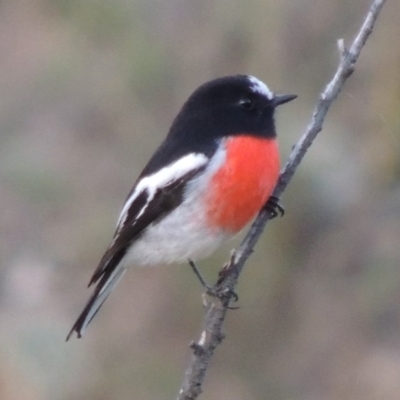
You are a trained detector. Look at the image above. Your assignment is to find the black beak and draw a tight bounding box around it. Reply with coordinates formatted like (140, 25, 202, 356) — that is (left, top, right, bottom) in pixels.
(271, 94, 297, 107)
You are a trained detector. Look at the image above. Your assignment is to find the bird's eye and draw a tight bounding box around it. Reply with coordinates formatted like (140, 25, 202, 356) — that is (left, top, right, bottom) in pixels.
(239, 97, 254, 110)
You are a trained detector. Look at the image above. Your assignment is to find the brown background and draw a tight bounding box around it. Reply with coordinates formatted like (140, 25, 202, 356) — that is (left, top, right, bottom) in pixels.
(0, 1, 399, 399)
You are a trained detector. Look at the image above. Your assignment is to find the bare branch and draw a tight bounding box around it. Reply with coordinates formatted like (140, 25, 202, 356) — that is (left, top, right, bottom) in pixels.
(177, 1, 387, 399)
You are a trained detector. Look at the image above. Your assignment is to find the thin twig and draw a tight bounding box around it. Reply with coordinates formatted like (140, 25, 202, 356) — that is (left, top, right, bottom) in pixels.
(177, 1, 387, 399)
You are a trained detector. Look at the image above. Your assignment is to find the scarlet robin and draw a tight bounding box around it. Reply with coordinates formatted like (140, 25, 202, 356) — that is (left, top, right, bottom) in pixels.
(67, 75, 296, 339)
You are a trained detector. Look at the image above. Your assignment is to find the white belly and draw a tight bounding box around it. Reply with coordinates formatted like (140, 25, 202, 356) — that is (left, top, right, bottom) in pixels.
(123, 201, 230, 267)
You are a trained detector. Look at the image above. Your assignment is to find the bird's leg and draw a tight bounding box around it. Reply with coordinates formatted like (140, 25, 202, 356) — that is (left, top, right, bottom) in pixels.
(188, 259, 213, 293)
(264, 195, 285, 219)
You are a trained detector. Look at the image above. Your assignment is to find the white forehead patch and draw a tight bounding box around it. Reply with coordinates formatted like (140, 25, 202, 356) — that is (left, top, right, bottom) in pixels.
(247, 75, 274, 100)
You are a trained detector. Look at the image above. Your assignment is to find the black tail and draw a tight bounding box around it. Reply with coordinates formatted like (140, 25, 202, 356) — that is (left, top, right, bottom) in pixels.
(66, 266, 126, 340)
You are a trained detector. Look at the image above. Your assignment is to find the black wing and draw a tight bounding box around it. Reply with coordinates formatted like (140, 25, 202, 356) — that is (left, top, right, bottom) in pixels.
(90, 166, 204, 285)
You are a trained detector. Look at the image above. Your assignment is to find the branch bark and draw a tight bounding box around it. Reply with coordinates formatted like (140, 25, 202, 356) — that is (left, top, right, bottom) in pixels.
(177, 1, 387, 399)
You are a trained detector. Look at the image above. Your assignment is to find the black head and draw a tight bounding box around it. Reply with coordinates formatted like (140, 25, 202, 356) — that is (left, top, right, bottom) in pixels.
(140, 75, 296, 176)
(168, 75, 297, 145)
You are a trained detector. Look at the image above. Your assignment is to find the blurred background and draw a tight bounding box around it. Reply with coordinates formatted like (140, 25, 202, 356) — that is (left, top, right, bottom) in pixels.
(0, 0, 399, 399)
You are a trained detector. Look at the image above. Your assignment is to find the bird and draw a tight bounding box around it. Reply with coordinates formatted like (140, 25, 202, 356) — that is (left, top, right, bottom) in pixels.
(66, 75, 296, 340)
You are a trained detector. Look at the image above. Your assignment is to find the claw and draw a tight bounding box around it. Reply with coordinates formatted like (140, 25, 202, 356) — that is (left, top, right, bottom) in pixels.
(217, 287, 240, 309)
(264, 195, 285, 219)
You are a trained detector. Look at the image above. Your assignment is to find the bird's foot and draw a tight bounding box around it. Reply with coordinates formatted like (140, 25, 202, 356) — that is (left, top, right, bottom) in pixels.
(264, 195, 285, 219)
(189, 257, 239, 309)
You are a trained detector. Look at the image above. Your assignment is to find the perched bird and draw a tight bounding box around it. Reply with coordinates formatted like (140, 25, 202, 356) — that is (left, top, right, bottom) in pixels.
(67, 75, 296, 340)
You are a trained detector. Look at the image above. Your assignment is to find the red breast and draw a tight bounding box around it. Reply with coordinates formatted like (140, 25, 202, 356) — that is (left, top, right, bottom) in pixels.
(205, 135, 280, 233)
